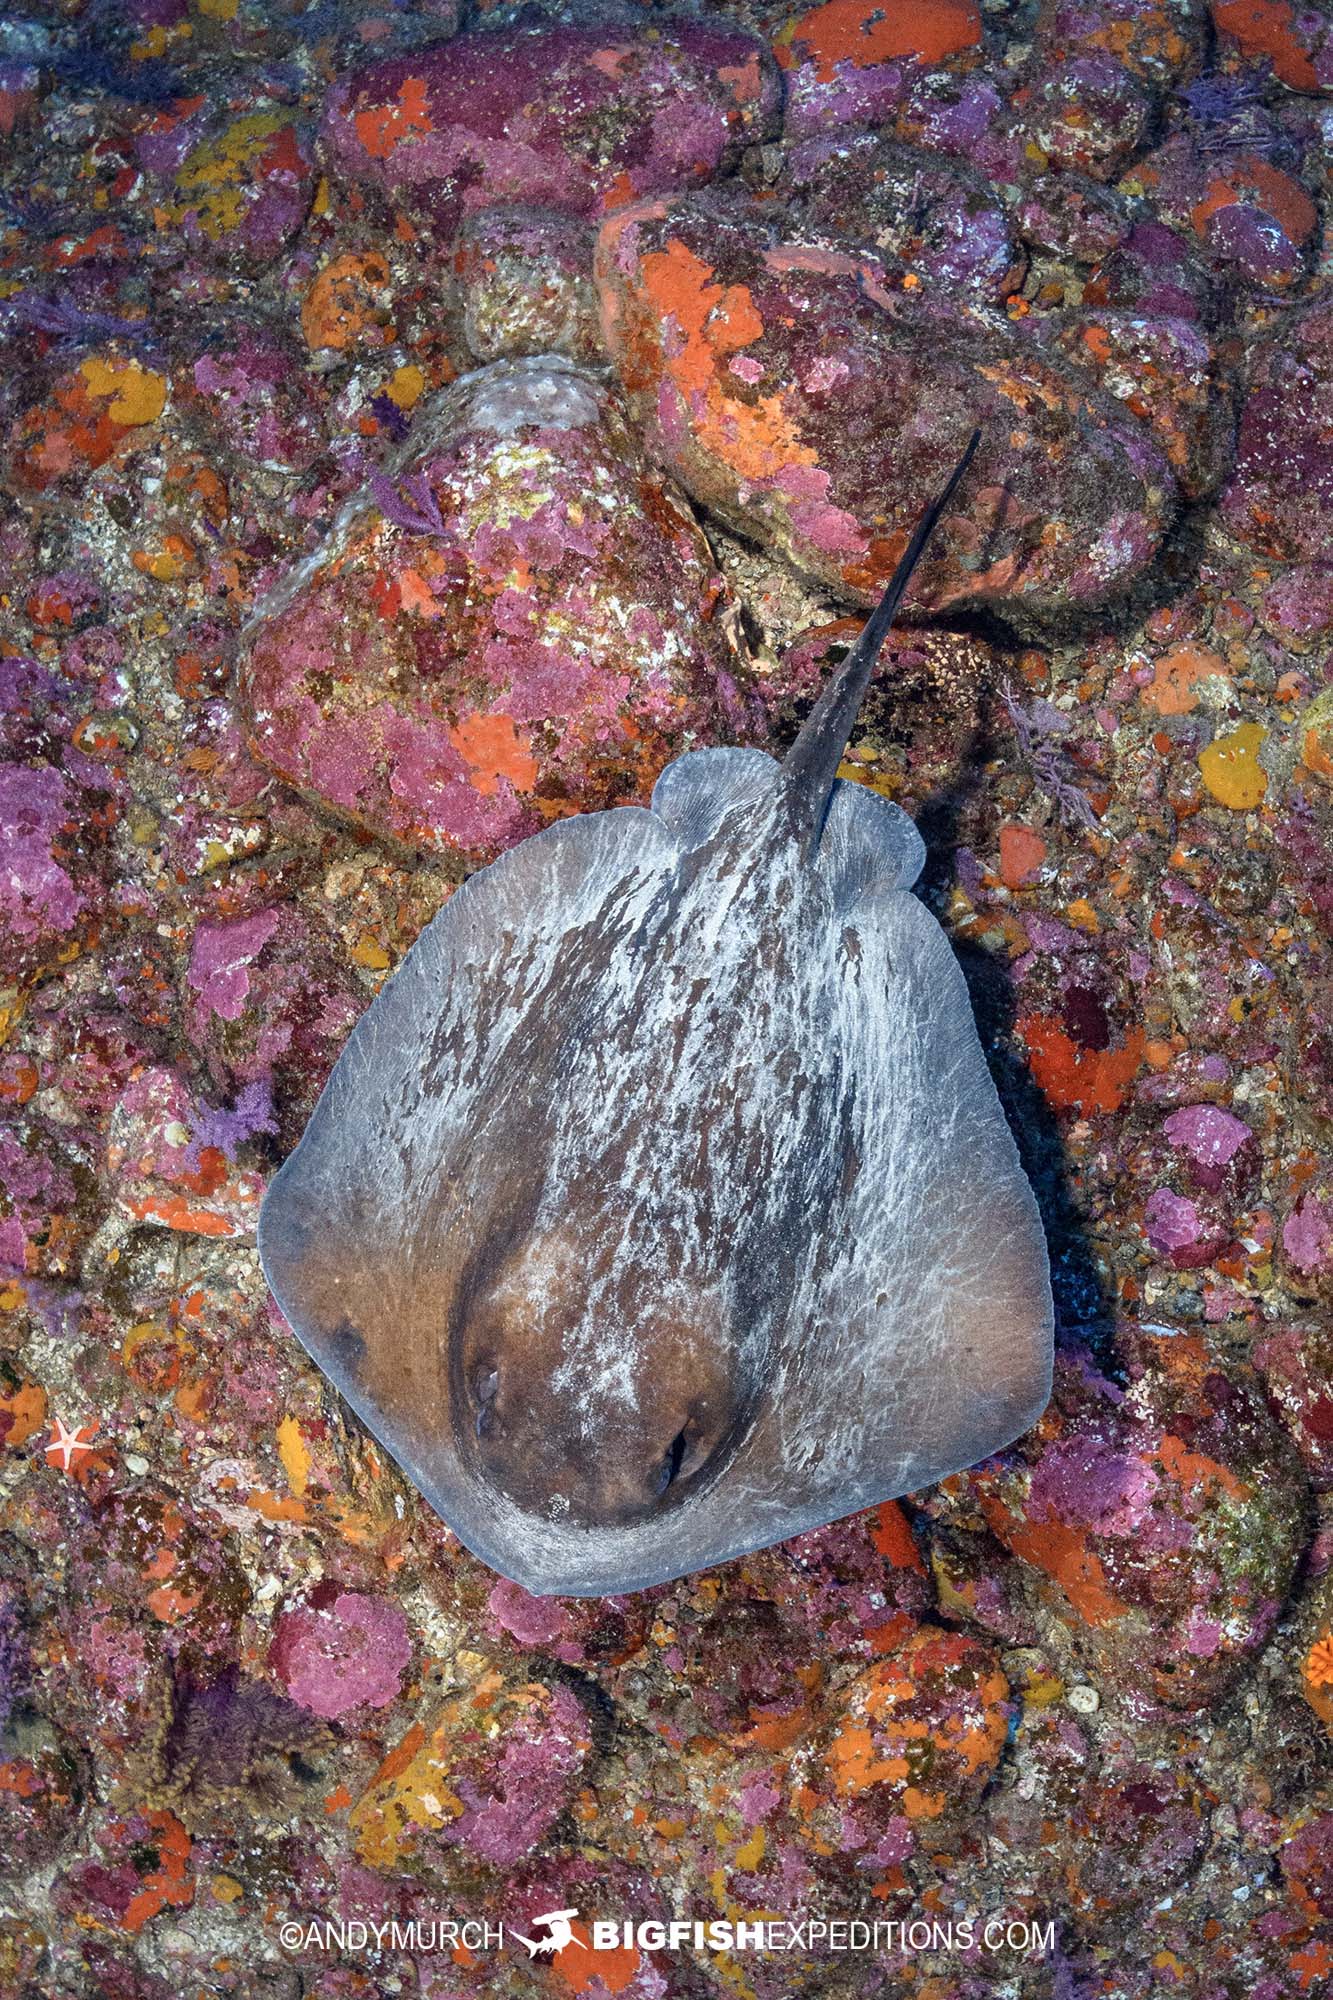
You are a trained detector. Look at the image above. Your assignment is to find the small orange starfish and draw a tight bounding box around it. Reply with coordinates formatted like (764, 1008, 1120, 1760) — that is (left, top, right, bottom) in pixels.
(43, 1415, 99, 1473)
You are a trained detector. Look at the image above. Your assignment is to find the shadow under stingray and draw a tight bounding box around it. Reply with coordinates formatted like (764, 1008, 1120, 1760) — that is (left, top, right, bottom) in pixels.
(923, 744, 1115, 1364)
(907, 698, 1117, 1365)
(761, 606, 1115, 1364)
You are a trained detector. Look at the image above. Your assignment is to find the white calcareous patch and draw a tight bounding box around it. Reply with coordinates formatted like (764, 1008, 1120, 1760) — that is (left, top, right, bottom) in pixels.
(242, 355, 606, 638)
(458, 354, 605, 436)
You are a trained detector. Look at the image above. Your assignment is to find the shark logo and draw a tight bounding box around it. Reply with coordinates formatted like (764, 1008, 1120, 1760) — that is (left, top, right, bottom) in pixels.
(509, 1907, 580, 1959)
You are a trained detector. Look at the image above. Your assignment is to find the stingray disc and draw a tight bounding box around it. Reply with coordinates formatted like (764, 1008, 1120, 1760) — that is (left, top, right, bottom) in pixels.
(260, 747, 1053, 1595)
(261, 432, 1053, 1596)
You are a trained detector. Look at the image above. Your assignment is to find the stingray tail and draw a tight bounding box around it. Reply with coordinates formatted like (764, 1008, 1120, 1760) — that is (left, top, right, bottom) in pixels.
(780, 429, 981, 857)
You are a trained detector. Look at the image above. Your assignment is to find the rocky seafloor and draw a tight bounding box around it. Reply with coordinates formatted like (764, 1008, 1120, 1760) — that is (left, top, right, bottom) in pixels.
(1, 0, 1332, 1994)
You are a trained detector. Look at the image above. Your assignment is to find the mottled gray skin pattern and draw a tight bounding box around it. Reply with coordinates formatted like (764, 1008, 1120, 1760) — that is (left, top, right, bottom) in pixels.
(260, 467, 1055, 1597)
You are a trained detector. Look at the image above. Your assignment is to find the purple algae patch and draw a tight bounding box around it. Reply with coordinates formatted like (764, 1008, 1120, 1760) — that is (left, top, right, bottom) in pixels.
(270, 1590, 412, 1720)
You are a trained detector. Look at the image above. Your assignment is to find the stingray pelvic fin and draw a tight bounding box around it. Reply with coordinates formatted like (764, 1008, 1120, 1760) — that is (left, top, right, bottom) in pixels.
(781, 429, 982, 858)
(649, 745, 778, 848)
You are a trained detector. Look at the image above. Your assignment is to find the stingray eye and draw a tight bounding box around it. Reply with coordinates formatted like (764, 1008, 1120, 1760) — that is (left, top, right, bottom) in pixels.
(655, 1426, 691, 1497)
(472, 1364, 499, 1439)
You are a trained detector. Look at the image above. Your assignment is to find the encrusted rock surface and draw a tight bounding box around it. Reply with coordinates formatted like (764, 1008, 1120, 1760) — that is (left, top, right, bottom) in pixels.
(597, 188, 1177, 616)
(0, 2, 1330, 1996)
(1221, 297, 1333, 559)
(454, 206, 603, 365)
(322, 16, 781, 239)
(778, 129, 1025, 299)
(239, 357, 745, 864)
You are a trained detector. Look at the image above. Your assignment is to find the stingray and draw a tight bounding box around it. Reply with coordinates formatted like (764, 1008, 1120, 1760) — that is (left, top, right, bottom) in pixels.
(259, 433, 1054, 1597)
